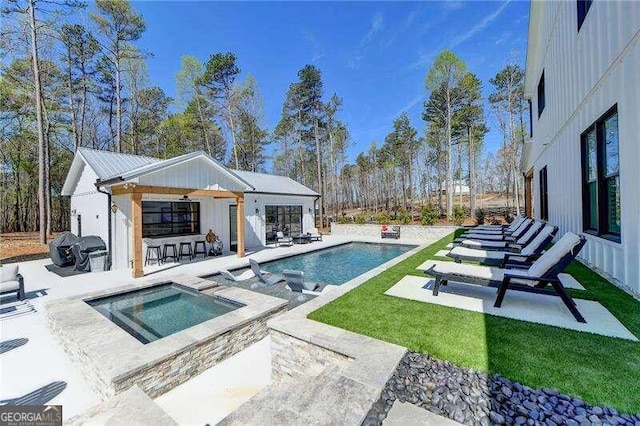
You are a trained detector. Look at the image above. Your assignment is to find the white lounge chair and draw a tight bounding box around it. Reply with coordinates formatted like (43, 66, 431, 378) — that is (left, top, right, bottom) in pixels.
(275, 232, 293, 247)
(249, 259, 284, 285)
(459, 221, 544, 251)
(469, 216, 525, 234)
(220, 269, 256, 282)
(459, 218, 534, 242)
(425, 232, 587, 323)
(447, 225, 558, 266)
(282, 269, 321, 294)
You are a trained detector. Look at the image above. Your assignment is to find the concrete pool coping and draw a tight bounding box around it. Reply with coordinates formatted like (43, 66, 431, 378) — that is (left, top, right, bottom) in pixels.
(45, 275, 287, 400)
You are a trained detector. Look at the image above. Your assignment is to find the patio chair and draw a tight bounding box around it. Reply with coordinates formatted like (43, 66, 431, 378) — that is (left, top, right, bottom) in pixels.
(425, 232, 587, 322)
(459, 220, 544, 250)
(249, 259, 284, 286)
(309, 227, 322, 242)
(220, 269, 256, 282)
(460, 218, 534, 242)
(275, 232, 293, 247)
(448, 225, 558, 267)
(282, 269, 321, 293)
(0, 265, 25, 301)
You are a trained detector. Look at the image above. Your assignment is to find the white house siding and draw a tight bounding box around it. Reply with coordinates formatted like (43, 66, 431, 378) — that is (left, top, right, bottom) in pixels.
(524, 1, 640, 294)
(109, 192, 316, 271)
(69, 164, 108, 243)
(136, 157, 246, 192)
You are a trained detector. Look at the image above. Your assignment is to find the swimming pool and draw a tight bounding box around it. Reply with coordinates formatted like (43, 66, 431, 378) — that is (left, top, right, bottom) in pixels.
(88, 284, 242, 344)
(262, 242, 415, 286)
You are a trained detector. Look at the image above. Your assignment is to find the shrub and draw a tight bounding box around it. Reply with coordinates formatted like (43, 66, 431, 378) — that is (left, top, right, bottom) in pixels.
(336, 216, 349, 224)
(475, 208, 486, 225)
(420, 203, 439, 226)
(355, 213, 366, 224)
(450, 205, 466, 226)
(490, 216, 501, 225)
(504, 209, 514, 224)
(396, 208, 412, 225)
(375, 212, 390, 224)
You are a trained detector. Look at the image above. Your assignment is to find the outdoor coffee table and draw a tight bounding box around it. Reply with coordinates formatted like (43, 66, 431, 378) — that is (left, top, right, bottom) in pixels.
(293, 234, 312, 244)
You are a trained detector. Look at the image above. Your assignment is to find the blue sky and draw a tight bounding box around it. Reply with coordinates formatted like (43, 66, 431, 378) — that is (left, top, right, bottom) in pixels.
(128, 0, 529, 165)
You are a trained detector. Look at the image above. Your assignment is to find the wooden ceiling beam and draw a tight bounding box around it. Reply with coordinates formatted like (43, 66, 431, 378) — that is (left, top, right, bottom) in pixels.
(110, 184, 240, 199)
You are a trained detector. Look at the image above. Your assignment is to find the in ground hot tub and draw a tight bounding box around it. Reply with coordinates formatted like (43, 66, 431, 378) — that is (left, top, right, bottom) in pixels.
(46, 277, 287, 400)
(87, 284, 242, 344)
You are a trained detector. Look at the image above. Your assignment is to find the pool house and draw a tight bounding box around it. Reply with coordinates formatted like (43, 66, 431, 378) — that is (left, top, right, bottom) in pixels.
(61, 148, 319, 277)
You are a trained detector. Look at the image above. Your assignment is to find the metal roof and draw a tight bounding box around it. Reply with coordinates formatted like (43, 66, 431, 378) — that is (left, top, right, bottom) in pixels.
(63, 148, 318, 197)
(78, 147, 160, 180)
(234, 170, 320, 197)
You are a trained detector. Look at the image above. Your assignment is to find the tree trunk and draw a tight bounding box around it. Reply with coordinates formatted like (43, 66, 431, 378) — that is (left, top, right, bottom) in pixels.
(115, 51, 122, 152)
(28, 0, 47, 244)
(313, 118, 324, 228)
(446, 89, 453, 216)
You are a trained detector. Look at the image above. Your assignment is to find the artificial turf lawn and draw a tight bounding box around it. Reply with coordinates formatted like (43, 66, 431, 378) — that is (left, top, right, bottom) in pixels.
(308, 231, 640, 413)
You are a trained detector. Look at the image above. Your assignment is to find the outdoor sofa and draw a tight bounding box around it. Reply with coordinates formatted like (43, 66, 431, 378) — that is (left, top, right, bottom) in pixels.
(447, 225, 558, 267)
(425, 232, 588, 323)
(308, 227, 322, 241)
(0, 265, 25, 301)
(381, 225, 401, 239)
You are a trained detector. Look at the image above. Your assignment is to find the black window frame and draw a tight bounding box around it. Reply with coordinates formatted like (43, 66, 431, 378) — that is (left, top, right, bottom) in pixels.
(577, 0, 593, 32)
(265, 205, 303, 242)
(537, 71, 545, 117)
(528, 99, 533, 137)
(539, 166, 549, 221)
(142, 201, 201, 238)
(580, 105, 621, 243)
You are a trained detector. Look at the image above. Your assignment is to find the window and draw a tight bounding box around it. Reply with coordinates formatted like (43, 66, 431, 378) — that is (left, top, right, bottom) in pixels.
(577, 0, 593, 31)
(265, 205, 302, 241)
(581, 105, 620, 241)
(539, 166, 549, 221)
(142, 201, 200, 238)
(537, 71, 545, 117)
(528, 99, 533, 137)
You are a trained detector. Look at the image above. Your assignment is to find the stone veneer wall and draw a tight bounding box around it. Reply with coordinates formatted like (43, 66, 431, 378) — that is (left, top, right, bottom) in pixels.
(330, 223, 458, 240)
(270, 329, 350, 385)
(47, 306, 286, 400)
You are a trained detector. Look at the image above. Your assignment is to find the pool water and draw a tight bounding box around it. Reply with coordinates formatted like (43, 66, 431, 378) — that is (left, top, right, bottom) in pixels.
(262, 242, 415, 286)
(88, 284, 242, 344)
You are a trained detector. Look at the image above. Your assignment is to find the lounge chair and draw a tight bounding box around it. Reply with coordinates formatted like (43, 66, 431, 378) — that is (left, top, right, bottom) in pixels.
(470, 216, 525, 233)
(460, 218, 533, 242)
(275, 232, 293, 247)
(381, 225, 401, 239)
(471, 215, 526, 232)
(309, 228, 322, 242)
(459, 220, 544, 251)
(0, 265, 25, 301)
(425, 232, 587, 323)
(249, 259, 284, 285)
(282, 269, 321, 293)
(220, 269, 256, 282)
(448, 225, 558, 266)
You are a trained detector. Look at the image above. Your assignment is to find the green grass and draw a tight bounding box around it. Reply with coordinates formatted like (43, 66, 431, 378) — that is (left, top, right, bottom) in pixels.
(308, 231, 640, 413)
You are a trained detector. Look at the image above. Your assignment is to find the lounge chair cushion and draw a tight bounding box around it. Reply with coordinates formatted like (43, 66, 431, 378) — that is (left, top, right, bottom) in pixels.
(427, 262, 534, 286)
(460, 240, 508, 249)
(520, 225, 555, 256)
(0, 280, 20, 292)
(515, 221, 543, 245)
(449, 247, 508, 260)
(528, 233, 582, 278)
(463, 233, 506, 241)
(220, 269, 255, 282)
(0, 265, 18, 282)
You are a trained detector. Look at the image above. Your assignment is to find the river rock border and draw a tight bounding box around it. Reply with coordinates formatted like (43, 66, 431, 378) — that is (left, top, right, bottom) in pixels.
(364, 351, 640, 426)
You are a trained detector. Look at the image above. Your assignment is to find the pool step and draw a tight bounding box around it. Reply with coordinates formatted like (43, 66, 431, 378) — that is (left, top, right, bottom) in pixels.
(219, 364, 379, 425)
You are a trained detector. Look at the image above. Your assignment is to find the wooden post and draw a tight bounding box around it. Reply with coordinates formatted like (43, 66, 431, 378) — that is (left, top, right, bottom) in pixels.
(131, 192, 143, 278)
(236, 196, 245, 257)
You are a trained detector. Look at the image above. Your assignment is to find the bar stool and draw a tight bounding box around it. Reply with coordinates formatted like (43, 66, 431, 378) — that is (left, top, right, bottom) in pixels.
(193, 240, 207, 259)
(145, 245, 162, 266)
(179, 242, 193, 261)
(163, 243, 178, 263)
